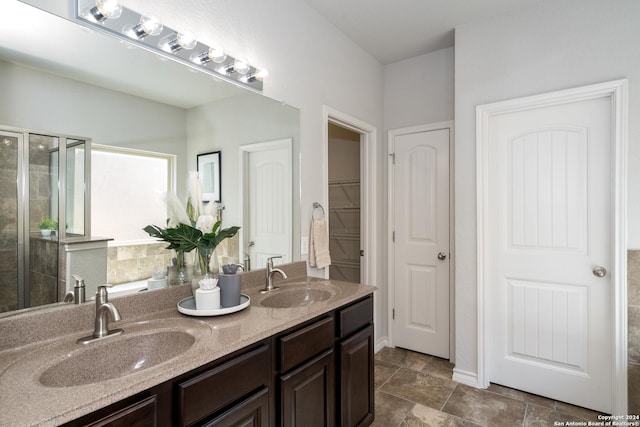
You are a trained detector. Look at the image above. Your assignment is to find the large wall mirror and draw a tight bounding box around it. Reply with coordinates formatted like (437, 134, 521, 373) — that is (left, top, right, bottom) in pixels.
(0, 1, 300, 313)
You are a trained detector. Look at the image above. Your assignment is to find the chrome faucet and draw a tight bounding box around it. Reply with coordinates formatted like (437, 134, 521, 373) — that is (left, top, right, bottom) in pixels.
(261, 256, 287, 293)
(77, 285, 123, 344)
(64, 274, 86, 304)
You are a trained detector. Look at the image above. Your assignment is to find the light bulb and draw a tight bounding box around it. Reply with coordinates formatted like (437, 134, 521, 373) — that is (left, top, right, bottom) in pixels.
(159, 31, 197, 52)
(177, 32, 197, 50)
(88, 0, 122, 22)
(208, 47, 227, 63)
(243, 68, 269, 83)
(233, 57, 250, 75)
(190, 46, 226, 65)
(140, 16, 163, 35)
(123, 15, 163, 39)
(255, 68, 269, 80)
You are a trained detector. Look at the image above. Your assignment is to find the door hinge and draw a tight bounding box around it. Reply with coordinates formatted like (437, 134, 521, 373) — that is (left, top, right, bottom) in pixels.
(392, 231, 395, 242)
(360, 249, 364, 257)
(392, 308, 395, 319)
(389, 153, 395, 164)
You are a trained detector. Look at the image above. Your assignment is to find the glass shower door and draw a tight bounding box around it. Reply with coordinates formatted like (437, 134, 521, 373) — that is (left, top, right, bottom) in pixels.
(0, 131, 21, 312)
(28, 134, 59, 308)
(0, 128, 88, 313)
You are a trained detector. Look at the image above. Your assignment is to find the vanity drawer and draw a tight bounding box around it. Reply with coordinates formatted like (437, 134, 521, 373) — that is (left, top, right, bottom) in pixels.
(177, 342, 270, 427)
(338, 295, 373, 339)
(279, 316, 335, 372)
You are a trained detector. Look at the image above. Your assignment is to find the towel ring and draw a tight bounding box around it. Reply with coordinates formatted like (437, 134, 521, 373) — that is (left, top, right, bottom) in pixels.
(312, 202, 325, 220)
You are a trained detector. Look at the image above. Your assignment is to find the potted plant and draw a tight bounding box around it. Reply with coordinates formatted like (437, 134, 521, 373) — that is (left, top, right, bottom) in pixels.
(37, 217, 57, 237)
(144, 172, 239, 283)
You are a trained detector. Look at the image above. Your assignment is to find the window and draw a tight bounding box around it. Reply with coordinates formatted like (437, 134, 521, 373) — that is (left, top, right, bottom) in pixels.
(91, 145, 174, 244)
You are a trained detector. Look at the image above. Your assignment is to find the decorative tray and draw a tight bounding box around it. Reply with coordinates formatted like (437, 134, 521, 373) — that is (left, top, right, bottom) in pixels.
(177, 294, 250, 317)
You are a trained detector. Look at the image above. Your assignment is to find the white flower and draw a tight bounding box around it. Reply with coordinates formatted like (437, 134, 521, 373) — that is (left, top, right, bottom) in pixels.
(163, 192, 190, 227)
(195, 215, 215, 234)
(186, 171, 203, 222)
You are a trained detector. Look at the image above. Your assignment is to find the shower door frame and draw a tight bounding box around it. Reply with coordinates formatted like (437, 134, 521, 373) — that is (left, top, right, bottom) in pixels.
(1, 124, 91, 310)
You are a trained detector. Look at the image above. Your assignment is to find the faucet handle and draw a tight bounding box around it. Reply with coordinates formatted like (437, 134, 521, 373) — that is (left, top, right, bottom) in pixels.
(96, 284, 114, 303)
(72, 274, 85, 287)
(267, 255, 283, 266)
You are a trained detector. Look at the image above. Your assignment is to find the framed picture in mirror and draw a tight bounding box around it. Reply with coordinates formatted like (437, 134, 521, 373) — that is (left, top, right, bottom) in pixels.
(197, 151, 221, 202)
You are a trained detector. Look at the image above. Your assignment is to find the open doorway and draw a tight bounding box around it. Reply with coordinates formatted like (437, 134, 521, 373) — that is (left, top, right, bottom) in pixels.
(322, 106, 377, 288)
(328, 124, 361, 283)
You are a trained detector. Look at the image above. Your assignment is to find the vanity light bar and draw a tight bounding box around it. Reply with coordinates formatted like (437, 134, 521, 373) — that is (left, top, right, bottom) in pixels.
(75, 0, 266, 91)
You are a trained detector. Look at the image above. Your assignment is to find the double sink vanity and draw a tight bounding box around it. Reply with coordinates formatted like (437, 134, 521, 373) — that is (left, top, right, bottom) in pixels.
(0, 261, 376, 426)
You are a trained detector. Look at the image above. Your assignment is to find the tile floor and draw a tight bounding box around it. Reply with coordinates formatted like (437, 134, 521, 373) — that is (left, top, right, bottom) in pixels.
(373, 347, 603, 427)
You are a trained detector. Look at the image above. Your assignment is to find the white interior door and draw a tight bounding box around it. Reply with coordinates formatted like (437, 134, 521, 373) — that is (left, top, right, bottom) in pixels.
(487, 96, 612, 412)
(391, 126, 450, 358)
(242, 139, 292, 268)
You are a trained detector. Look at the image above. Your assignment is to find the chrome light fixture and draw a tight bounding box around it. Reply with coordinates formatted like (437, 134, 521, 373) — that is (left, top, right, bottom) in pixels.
(75, 0, 266, 91)
(159, 31, 197, 53)
(82, 0, 122, 23)
(244, 68, 269, 83)
(123, 15, 163, 40)
(217, 58, 250, 76)
(190, 46, 227, 66)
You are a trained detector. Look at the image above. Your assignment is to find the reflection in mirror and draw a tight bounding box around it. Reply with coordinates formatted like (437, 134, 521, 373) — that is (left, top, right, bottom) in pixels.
(66, 139, 87, 237)
(0, 1, 300, 314)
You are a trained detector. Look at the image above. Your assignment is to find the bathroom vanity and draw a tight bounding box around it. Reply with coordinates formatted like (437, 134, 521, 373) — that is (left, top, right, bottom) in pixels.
(0, 262, 376, 426)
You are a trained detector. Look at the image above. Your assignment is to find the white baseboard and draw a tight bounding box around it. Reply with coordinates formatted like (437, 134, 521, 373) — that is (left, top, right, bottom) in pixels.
(375, 337, 389, 353)
(452, 368, 481, 388)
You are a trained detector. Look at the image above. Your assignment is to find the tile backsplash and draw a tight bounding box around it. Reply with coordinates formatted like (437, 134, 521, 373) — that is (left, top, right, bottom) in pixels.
(107, 235, 241, 285)
(107, 243, 172, 284)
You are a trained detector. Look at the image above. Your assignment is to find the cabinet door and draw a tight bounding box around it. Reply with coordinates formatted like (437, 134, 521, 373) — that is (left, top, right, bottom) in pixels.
(203, 387, 269, 427)
(280, 349, 334, 427)
(84, 395, 157, 427)
(340, 325, 374, 427)
(178, 343, 270, 426)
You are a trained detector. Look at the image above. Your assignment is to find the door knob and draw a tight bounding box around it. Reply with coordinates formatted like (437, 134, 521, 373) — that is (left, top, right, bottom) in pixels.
(592, 266, 607, 277)
(437, 252, 447, 261)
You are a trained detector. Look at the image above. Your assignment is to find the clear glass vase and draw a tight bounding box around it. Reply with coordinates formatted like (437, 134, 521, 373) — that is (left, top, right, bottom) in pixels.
(170, 250, 193, 285)
(198, 246, 219, 279)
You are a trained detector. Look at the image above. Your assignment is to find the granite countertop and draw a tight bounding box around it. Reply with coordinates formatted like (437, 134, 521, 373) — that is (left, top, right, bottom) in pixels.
(0, 262, 376, 426)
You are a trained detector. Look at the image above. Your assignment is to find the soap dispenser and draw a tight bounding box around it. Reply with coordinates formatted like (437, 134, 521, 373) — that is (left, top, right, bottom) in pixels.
(220, 264, 244, 308)
(71, 274, 86, 304)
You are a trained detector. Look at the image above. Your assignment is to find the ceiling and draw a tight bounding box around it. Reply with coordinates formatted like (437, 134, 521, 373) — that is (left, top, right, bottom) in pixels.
(301, 0, 544, 64)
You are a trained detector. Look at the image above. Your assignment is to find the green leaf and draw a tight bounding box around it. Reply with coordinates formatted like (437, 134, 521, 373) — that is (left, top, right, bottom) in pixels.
(143, 222, 202, 252)
(199, 224, 240, 250)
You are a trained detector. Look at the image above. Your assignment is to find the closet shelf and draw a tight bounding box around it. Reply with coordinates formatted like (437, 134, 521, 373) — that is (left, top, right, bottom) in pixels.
(330, 207, 360, 212)
(328, 179, 360, 186)
(332, 260, 361, 268)
(330, 233, 359, 240)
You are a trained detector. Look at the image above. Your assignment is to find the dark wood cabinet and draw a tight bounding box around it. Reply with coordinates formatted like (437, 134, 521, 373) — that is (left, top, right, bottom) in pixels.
(280, 349, 335, 427)
(64, 294, 374, 427)
(337, 295, 375, 427)
(177, 343, 271, 427)
(277, 316, 335, 427)
(203, 387, 270, 427)
(64, 395, 158, 427)
(339, 325, 374, 427)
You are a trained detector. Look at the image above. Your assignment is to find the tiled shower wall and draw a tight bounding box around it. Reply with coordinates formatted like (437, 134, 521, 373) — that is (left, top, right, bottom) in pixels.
(0, 139, 18, 312)
(107, 235, 241, 285)
(0, 135, 55, 312)
(629, 250, 640, 413)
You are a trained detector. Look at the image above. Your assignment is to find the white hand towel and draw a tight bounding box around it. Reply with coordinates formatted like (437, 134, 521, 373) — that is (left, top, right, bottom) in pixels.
(309, 219, 331, 269)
